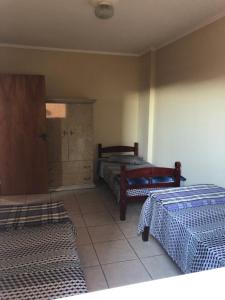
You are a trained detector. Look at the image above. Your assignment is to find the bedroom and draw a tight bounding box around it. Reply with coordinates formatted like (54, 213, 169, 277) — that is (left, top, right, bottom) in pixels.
(0, 0, 225, 299)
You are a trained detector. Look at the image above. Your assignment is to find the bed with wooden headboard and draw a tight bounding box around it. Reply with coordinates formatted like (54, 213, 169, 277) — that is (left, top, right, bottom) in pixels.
(98, 143, 184, 220)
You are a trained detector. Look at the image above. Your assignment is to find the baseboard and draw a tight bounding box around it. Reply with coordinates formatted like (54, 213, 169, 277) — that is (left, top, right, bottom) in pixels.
(49, 183, 96, 192)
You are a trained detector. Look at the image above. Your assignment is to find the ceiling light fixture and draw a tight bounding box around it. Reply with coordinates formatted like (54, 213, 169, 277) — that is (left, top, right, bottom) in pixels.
(91, 0, 115, 20)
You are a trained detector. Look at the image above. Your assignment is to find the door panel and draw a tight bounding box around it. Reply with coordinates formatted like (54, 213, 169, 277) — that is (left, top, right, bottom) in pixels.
(0, 74, 48, 195)
(68, 104, 94, 161)
(46, 103, 68, 162)
(48, 161, 93, 187)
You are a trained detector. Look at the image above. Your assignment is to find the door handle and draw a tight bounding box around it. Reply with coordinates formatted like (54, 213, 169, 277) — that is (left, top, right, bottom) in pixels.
(39, 133, 47, 141)
(70, 130, 74, 135)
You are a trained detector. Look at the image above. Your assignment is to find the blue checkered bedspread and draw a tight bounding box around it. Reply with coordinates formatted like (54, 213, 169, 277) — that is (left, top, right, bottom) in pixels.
(138, 184, 225, 273)
(0, 201, 87, 299)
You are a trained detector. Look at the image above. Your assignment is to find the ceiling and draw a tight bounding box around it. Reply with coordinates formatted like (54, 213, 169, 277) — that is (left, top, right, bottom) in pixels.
(1, 0, 225, 55)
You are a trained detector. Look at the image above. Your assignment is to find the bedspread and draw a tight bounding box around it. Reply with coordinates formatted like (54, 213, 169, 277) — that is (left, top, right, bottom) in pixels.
(138, 184, 225, 273)
(0, 201, 87, 300)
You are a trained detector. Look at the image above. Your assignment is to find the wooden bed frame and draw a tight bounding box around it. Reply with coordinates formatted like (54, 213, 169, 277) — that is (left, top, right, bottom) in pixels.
(98, 143, 181, 222)
(98, 142, 139, 158)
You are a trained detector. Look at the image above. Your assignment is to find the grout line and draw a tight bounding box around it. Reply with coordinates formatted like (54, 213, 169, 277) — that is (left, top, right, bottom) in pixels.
(97, 186, 155, 279)
(88, 237, 125, 244)
(101, 199, 154, 279)
(71, 185, 161, 289)
(109, 209, 154, 280)
(77, 193, 110, 290)
(125, 236, 153, 280)
(99, 258, 141, 267)
(86, 233, 110, 289)
(68, 187, 181, 283)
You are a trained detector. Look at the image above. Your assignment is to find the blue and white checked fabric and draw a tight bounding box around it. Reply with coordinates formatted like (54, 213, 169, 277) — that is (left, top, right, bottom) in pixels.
(0, 202, 87, 299)
(138, 184, 225, 273)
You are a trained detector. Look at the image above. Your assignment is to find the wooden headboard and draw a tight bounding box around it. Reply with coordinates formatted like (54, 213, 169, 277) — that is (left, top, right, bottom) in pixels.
(98, 143, 138, 158)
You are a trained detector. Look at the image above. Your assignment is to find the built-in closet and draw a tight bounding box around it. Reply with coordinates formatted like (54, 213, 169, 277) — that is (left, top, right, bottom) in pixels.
(46, 100, 95, 190)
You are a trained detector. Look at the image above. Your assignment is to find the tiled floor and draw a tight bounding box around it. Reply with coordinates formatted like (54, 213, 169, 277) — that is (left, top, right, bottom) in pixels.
(0, 183, 182, 292)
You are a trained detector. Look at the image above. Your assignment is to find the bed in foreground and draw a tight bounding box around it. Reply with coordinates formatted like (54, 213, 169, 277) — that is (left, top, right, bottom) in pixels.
(0, 201, 87, 300)
(98, 143, 184, 220)
(138, 184, 225, 273)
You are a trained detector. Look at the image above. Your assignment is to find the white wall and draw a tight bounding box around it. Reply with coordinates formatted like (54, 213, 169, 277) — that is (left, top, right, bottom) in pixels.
(138, 52, 151, 160)
(0, 46, 140, 149)
(153, 17, 225, 187)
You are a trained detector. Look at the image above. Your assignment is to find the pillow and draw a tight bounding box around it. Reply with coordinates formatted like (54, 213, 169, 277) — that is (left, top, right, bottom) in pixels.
(151, 176, 175, 184)
(151, 176, 186, 184)
(108, 155, 144, 165)
(127, 177, 149, 185)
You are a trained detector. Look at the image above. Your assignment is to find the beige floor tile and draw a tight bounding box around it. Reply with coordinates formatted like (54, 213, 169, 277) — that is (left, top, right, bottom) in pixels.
(76, 189, 106, 203)
(52, 190, 76, 202)
(141, 255, 182, 279)
(26, 193, 51, 203)
(74, 188, 93, 196)
(83, 266, 108, 292)
(52, 191, 81, 214)
(70, 214, 86, 228)
(113, 210, 140, 224)
(0, 195, 27, 205)
(76, 227, 92, 246)
(63, 199, 81, 215)
(94, 239, 137, 264)
(88, 224, 124, 243)
(118, 222, 139, 238)
(83, 212, 114, 227)
(102, 196, 118, 210)
(102, 260, 151, 288)
(128, 236, 165, 258)
(126, 202, 143, 213)
(79, 200, 108, 214)
(105, 205, 120, 215)
(78, 244, 99, 267)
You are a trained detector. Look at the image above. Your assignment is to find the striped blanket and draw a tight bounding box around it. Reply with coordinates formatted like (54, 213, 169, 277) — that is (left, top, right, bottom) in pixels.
(0, 201, 69, 230)
(138, 184, 225, 273)
(0, 201, 87, 300)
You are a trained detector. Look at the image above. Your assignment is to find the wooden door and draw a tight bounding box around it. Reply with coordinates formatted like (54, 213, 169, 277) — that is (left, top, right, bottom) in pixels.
(68, 104, 94, 161)
(0, 74, 48, 195)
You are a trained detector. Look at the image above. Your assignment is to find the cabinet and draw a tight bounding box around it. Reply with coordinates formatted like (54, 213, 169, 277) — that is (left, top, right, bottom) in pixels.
(46, 102, 94, 190)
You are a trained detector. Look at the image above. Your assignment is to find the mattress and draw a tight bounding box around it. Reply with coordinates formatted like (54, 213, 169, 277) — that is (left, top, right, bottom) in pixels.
(0, 201, 87, 300)
(138, 184, 225, 273)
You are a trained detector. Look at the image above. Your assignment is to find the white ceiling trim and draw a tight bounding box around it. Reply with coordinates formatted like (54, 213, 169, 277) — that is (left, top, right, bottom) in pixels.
(0, 43, 139, 57)
(0, 10, 225, 57)
(155, 10, 225, 50)
(139, 46, 155, 56)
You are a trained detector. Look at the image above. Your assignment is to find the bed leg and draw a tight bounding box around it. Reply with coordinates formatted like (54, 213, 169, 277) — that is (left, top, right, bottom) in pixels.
(120, 165, 127, 221)
(120, 199, 127, 221)
(142, 227, 150, 241)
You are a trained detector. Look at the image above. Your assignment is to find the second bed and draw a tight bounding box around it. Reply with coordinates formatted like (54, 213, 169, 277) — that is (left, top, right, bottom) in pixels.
(98, 143, 185, 220)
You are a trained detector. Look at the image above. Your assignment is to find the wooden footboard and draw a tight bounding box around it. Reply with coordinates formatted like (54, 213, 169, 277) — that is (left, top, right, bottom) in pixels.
(120, 162, 181, 220)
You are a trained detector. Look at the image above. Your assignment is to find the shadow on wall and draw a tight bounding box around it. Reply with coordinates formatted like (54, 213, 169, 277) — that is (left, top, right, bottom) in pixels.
(156, 16, 225, 89)
(94, 93, 140, 148)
